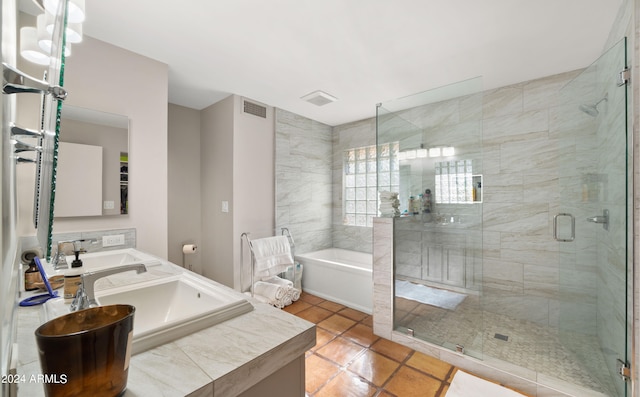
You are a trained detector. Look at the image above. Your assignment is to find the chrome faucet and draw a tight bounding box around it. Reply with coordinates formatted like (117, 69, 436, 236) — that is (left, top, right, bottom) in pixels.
(70, 263, 147, 311)
(51, 241, 74, 270)
(51, 238, 98, 270)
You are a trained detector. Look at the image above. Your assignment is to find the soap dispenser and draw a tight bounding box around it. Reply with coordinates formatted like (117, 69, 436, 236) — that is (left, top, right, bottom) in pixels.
(24, 258, 42, 291)
(63, 251, 84, 303)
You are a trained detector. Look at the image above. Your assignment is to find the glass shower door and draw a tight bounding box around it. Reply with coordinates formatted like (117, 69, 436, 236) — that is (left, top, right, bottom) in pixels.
(380, 77, 484, 359)
(556, 37, 629, 397)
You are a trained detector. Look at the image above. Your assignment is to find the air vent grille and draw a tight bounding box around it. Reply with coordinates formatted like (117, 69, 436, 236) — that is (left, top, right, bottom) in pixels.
(243, 100, 267, 118)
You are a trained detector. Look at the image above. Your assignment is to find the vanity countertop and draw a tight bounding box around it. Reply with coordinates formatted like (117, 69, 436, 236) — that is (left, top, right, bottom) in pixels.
(14, 258, 315, 396)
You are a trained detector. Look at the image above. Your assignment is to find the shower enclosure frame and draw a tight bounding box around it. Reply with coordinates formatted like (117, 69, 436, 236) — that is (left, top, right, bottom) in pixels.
(373, 37, 632, 397)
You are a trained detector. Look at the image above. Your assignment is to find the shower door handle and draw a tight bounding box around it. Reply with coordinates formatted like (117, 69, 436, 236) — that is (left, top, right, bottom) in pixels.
(553, 213, 575, 242)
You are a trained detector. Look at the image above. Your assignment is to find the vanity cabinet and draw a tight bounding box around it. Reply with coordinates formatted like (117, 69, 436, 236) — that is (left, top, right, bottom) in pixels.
(395, 216, 481, 292)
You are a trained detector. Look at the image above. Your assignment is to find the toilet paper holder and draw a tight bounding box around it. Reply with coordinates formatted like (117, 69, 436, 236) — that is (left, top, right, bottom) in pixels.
(182, 244, 197, 270)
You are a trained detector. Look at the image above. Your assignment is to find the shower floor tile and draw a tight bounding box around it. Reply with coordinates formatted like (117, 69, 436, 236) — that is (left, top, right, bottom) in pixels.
(395, 294, 617, 395)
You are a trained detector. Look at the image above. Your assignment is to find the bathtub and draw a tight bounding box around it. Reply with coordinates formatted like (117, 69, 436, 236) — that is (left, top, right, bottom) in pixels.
(295, 248, 373, 314)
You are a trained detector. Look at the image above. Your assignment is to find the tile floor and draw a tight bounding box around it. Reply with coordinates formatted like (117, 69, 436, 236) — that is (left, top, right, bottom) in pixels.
(285, 292, 531, 397)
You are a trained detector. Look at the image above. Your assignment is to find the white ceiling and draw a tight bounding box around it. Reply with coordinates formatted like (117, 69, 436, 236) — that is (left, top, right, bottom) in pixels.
(20, 0, 622, 126)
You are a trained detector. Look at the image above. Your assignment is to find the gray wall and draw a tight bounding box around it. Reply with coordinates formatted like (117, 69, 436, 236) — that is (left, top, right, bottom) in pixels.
(168, 104, 202, 273)
(197, 95, 275, 289)
(200, 96, 235, 286)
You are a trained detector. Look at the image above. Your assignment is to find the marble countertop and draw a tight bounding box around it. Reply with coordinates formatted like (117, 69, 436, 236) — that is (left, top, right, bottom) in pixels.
(14, 258, 315, 396)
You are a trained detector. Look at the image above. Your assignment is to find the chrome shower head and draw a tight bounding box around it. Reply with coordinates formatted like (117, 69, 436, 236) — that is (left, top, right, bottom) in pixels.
(579, 93, 608, 117)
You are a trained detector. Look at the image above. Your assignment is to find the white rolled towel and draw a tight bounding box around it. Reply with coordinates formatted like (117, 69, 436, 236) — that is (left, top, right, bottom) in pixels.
(290, 288, 301, 302)
(254, 281, 287, 301)
(282, 292, 293, 307)
(266, 276, 301, 304)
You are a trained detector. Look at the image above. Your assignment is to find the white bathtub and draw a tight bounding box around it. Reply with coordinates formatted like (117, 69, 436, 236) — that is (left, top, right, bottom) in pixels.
(295, 248, 373, 314)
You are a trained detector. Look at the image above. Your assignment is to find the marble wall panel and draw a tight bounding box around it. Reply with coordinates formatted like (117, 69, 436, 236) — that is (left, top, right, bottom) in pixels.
(482, 172, 524, 204)
(483, 258, 524, 293)
(275, 109, 333, 254)
(482, 109, 549, 142)
(373, 218, 394, 338)
(499, 136, 558, 173)
(331, 224, 373, 253)
(483, 85, 524, 118)
(522, 71, 581, 112)
(402, 97, 461, 129)
(501, 231, 558, 260)
(483, 202, 549, 234)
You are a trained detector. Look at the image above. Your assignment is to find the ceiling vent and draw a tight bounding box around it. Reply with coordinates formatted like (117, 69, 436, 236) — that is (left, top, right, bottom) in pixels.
(243, 100, 267, 118)
(301, 90, 338, 106)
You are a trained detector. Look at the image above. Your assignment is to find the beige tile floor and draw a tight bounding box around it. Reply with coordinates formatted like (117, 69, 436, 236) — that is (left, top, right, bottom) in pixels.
(285, 292, 532, 397)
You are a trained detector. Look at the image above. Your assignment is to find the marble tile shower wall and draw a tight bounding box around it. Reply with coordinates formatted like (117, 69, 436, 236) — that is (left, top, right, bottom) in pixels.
(276, 68, 625, 335)
(275, 109, 333, 255)
(479, 70, 596, 329)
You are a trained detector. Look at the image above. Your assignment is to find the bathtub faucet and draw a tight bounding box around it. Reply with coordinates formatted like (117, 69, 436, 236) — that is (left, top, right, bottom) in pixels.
(70, 263, 147, 311)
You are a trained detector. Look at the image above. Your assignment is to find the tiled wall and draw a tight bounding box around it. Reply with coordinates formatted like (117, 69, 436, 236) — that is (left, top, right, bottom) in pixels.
(332, 118, 377, 253)
(275, 66, 627, 347)
(19, 228, 137, 259)
(275, 109, 333, 255)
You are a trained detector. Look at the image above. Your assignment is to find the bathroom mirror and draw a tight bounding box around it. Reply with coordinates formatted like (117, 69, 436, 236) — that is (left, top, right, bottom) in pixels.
(54, 105, 129, 217)
(434, 160, 482, 204)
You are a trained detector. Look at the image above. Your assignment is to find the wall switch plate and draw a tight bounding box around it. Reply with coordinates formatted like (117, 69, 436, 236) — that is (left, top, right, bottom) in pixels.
(221, 201, 229, 213)
(103, 200, 115, 210)
(103, 234, 125, 247)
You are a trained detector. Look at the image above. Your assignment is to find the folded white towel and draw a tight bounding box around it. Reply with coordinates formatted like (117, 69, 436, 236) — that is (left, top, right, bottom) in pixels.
(251, 236, 294, 279)
(247, 276, 301, 308)
(254, 281, 288, 301)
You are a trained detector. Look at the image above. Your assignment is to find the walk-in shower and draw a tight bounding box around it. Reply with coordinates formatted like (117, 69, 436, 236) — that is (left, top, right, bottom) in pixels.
(376, 37, 630, 397)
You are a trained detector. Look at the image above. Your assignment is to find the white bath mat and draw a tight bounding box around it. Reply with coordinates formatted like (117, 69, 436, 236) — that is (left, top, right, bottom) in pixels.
(446, 370, 528, 397)
(395, 280, 466, 310)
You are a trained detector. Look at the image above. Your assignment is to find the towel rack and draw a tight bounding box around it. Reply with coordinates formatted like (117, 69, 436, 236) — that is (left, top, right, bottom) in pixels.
(240, 228, 296, 298)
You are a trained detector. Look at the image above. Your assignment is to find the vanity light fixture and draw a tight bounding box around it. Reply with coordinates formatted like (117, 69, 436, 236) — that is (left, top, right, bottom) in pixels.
(398, 146, 454, 160)
(429, 147, 441, 157)
(20, 27, 51, 65)
(21, 1, 85, 65)
(37, 16, 72, 57)
(42, 0, 86, 23)
(39, 12, 83, 45)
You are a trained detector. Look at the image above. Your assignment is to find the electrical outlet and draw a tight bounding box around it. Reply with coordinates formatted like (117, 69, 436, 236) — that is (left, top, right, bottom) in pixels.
(103, 234, 125, 247)
(103, 200, 115, 210)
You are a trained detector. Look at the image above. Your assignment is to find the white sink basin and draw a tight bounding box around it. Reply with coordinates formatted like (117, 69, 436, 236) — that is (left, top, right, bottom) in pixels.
(42, 272, 253, 354)
(65, 248, 160, 270)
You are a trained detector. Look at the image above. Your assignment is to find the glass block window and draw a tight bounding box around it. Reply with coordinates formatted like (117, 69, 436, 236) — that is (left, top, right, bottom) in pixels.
(344, 143, 399, 226)
(435, 159, 474, 203)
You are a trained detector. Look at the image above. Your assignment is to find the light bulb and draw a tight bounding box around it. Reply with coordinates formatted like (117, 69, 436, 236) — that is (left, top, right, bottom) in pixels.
(43, 0, 85, 24)
(20, 27, 50, 65)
